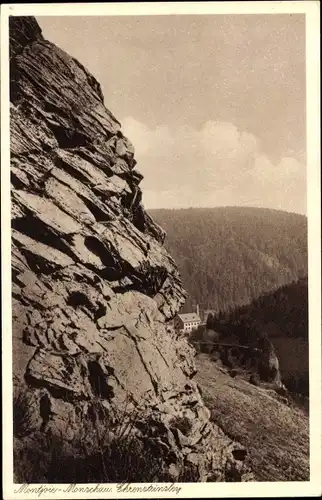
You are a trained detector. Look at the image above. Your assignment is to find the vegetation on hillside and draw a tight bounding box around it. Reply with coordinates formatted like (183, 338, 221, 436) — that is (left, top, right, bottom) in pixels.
(150, 207, 307, 312)
(191, 277, 309, 399)
(211, 276, 308, 340)
(13, 385, 172, 483)
(13, 379, 250, 483)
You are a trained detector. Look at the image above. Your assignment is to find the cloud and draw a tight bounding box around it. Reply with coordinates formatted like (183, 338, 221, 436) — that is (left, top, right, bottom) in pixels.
(122, 117, 306, 214)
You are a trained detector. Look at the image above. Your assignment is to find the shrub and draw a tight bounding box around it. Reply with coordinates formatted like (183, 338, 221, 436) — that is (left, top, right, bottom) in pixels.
(13, 377, 36, 438)
(13, 392, 168, 483)
(178, 463, 200, 482)
(45, 430, 165, 483)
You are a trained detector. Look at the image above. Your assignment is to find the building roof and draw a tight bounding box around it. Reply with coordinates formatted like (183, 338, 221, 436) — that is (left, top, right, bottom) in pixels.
(178, 313, 201, 323)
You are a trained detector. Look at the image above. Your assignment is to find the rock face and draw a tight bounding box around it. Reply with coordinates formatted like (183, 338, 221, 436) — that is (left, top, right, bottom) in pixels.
(10, 17, 253, 481)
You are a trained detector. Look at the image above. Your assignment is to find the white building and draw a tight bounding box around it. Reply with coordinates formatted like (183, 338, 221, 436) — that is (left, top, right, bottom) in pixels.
(174, 311, 201, 335)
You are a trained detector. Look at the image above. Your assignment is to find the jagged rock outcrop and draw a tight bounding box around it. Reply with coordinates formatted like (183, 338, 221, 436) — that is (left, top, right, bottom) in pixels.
(10, 16, 253, 481)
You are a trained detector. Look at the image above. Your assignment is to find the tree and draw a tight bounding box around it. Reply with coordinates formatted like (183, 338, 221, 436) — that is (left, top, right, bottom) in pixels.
(206, 313, 214, 330)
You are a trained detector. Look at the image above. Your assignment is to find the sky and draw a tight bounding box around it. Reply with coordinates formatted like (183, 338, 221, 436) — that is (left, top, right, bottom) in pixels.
(37, 14, 307, 214)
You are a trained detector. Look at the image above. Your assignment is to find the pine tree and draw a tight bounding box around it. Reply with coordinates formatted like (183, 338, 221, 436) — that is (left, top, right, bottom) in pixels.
(206, 313, 214, 330)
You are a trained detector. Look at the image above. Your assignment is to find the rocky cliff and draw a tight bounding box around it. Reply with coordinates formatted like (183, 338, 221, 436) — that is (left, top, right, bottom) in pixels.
(10, 16, 253, 482)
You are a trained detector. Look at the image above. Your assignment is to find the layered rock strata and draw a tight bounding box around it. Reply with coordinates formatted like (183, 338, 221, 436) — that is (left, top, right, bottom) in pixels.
(10, 16, 253, 481)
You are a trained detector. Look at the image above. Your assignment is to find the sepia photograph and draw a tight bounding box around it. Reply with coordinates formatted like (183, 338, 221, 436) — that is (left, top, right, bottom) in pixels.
(1, 2, 321, 498)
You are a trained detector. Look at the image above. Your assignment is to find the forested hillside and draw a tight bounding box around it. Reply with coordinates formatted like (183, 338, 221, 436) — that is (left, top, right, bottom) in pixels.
(213, 276, 308, 339)
(211, 277, 309, 397)
(150, 207, 307, 312)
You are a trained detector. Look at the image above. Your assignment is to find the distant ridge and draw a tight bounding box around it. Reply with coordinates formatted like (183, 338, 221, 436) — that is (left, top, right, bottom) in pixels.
(150, 206, 306, 216)
(150, 207, 307, 312)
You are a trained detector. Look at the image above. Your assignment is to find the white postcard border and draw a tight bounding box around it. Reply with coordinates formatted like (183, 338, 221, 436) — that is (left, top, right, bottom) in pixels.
(1, 2, 321, 498)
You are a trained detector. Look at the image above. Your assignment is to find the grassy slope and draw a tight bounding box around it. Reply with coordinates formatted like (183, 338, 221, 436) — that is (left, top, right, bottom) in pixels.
(195, 354, 309, 481)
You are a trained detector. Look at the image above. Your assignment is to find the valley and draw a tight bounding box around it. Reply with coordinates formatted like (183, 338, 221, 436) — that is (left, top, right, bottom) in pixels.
(153, 208, 309, 400)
